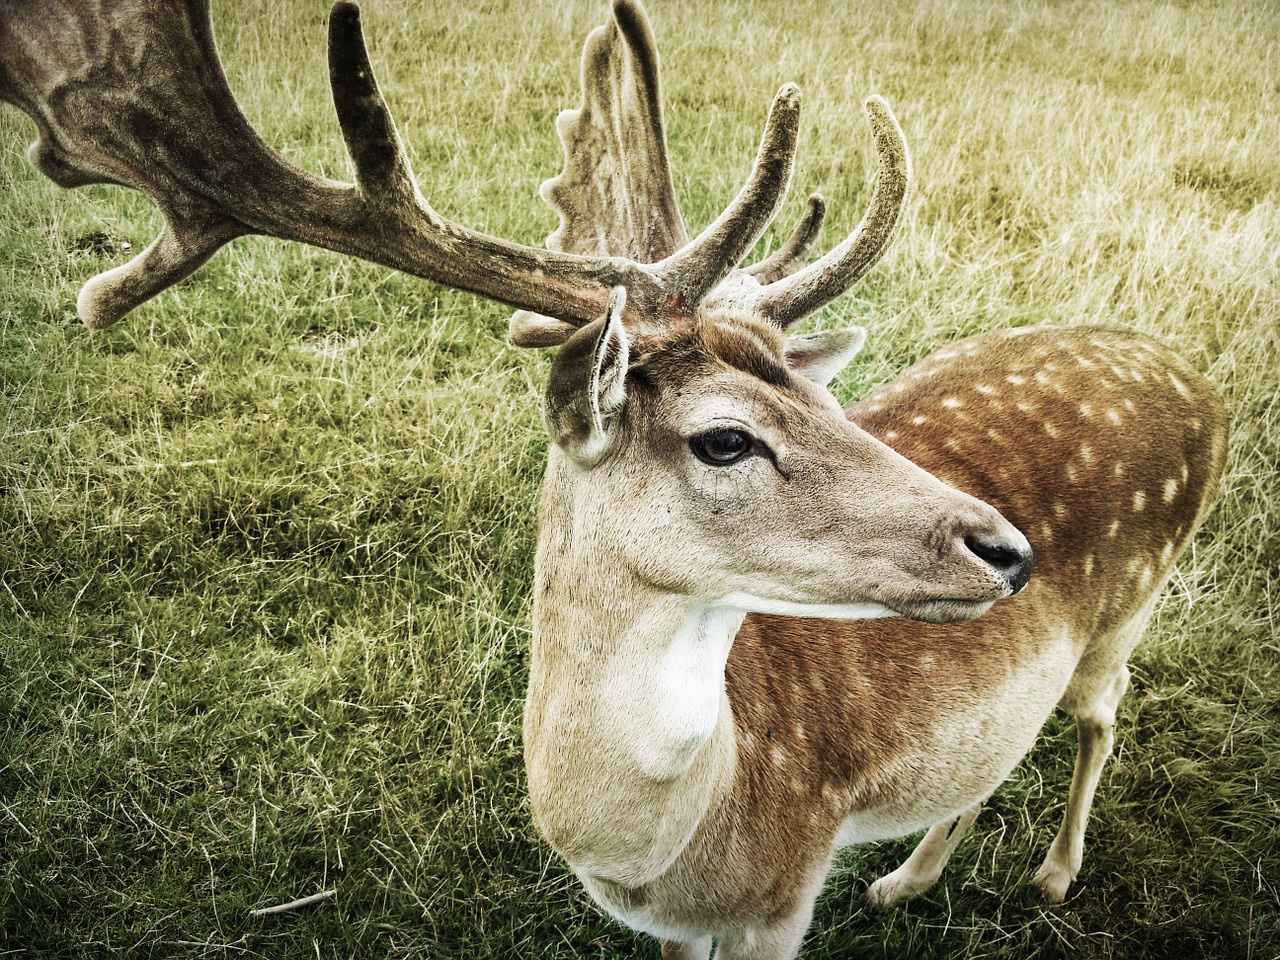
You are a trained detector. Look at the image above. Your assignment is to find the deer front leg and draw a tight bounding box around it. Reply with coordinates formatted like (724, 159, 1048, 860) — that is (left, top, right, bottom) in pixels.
(662, 937, 712, 960)
(1032, 663, 1131, 902)
(864, 803, 984, 909)
(713, 917, 810, 960)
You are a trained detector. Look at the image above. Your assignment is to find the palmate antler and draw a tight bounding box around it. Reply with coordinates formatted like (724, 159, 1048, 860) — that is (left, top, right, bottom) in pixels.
(0, 0, 908, 342)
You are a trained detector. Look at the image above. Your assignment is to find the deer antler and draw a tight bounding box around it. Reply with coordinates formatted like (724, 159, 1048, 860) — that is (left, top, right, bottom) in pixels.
(1, 0, 905, 336)
(0, 0, 800, 331)
(514, 0, 909, 336)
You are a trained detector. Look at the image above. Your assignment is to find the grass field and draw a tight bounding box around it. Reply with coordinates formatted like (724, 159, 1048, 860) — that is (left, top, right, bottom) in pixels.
(2, 0, 1277, 957)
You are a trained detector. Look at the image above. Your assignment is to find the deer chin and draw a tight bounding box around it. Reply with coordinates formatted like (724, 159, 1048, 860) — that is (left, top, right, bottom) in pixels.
(888, 596, 999, 625)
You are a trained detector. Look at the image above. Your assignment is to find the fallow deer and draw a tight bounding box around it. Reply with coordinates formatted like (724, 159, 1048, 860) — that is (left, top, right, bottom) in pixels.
(0, 1, 1228, 957)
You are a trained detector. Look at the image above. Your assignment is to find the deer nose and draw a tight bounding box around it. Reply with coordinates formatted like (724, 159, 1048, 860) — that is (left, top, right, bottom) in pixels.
(963, 532, 1033, 594)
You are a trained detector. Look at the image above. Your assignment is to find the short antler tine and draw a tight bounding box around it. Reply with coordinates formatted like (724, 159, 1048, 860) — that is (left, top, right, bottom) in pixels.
(327, 0, 418, 207)
(746, 193, 826, 285)
(752, 96, 910, 329)
(654, 83, 801, 310)
(78, 213, 246, 329)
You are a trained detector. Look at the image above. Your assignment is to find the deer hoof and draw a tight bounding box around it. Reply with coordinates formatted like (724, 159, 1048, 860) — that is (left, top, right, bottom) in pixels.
(1030, 859, 1075, 903)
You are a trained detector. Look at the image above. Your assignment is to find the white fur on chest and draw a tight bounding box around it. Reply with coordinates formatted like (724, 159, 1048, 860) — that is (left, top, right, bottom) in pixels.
(606, 606, 742, 781)
(611, 596, 897, 782)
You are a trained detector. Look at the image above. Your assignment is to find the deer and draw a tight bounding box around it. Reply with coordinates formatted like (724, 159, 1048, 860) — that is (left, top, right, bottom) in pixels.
(0, 1, 1228, 957)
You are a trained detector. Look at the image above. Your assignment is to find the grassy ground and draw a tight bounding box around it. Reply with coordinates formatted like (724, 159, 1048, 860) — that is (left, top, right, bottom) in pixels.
(1, 0, 1277, 957)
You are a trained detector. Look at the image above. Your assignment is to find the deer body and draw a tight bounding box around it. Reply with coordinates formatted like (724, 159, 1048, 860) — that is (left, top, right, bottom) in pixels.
(524, 322, 1226, 956)
(0, 1, 1228, 957)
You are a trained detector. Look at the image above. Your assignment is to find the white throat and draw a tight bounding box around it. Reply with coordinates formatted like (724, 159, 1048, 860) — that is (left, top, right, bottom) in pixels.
(620, 596, 896, 781)
(614, 604, 744, 781)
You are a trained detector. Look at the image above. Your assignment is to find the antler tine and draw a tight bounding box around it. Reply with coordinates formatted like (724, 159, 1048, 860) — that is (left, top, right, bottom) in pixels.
(327, 1, 419, 208)
(746, 193, 827, 285)
(653, 83, 801, 309)
(78, 213, 248, 329)
(749, 96, 910, 329)
(540, 0, 688, 262)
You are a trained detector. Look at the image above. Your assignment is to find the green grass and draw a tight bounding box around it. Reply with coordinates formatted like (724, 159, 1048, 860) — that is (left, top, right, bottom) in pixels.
(2, 0, 1277, 957)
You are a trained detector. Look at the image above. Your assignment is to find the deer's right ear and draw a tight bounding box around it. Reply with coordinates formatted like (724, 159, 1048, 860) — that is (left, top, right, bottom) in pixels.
(784, 327, 867, 386)
(544, 288, 631, 465)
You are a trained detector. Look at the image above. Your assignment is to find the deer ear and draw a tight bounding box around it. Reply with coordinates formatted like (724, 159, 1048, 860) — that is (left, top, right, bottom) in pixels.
(784, 327, 866, 386)
(544, 288, 631, 464)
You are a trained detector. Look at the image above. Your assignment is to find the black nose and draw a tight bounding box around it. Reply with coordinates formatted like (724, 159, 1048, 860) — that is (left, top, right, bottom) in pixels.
(964, 533, 1033, 594)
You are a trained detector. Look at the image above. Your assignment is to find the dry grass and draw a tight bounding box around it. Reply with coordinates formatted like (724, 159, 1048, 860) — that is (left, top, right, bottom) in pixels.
(1, 1, 1277, 957)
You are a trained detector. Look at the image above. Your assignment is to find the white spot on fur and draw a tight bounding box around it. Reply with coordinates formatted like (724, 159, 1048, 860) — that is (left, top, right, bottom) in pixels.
(942, 397, 962, 408)
(1169, 373, 1190, 397)
(1083, 555, 1095, 576)
(1079, 444, 1095, 465)
(771, 745, 788, 768)
(1007, 375, 1026, 386)
(976, 384, 995, 395)
(1107, 408, 1122, 425)
(1133, 490, 1146, 512)
(1108, 519, 1121, 538)
(1163, 479, 1179, 503)
(912, 415, 927, 426)
(1079, 402, 1093, 417)
(1044, 421, 1060, 438)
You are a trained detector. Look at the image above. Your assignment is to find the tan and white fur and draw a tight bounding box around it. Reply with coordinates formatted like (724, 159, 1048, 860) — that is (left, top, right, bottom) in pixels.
(525, 313, 1225, 959)
(0, 1, 1229, 958)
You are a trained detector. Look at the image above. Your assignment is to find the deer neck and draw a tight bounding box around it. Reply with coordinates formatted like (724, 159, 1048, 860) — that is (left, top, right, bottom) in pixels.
(523, 452, 741, 887)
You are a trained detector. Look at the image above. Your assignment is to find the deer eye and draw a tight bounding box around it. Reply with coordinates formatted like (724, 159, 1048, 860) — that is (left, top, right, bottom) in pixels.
(690, 429, 752, 466)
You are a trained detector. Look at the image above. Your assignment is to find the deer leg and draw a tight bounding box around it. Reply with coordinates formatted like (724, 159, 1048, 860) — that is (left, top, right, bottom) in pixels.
(710, 868, 827, 960)
(712, 917, 810, 960)
(864, 803, 984, 909)
(1032, 661, 1131, 902)
(663, 937, 713, 960)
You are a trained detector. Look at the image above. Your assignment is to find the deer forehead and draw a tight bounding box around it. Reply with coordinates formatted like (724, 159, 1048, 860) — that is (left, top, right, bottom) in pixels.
(638, 321, 842, 435)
